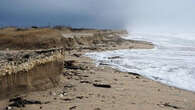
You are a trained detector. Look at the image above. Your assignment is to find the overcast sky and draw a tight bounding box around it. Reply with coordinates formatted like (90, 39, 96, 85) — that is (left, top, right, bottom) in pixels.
(0, 0, 130, 29)
(0, 0, 195, 31)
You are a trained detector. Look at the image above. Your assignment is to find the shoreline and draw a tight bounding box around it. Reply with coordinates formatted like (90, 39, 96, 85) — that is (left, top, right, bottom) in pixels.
(85, 48, 195, 93)
(0, 28, 195, 110)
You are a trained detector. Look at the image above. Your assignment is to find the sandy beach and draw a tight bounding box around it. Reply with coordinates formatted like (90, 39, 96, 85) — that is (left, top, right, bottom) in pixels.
(0, 27, 195, 110)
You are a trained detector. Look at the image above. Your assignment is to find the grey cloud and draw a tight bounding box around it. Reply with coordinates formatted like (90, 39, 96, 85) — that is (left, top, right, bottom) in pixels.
(0, 0, 130, 29)
(0, 0, 195, 31)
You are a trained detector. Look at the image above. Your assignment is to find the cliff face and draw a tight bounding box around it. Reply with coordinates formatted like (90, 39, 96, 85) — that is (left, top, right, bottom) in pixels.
(62, 33, 105, 48)
(0, 60, 63, 99)
(0, 49, 64, 99)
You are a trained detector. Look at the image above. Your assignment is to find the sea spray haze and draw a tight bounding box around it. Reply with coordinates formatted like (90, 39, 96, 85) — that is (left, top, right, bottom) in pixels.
(127, 0, 195, 32)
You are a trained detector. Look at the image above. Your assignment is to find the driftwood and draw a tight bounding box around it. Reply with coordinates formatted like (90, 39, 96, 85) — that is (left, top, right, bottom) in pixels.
(93, 83, 111, 88)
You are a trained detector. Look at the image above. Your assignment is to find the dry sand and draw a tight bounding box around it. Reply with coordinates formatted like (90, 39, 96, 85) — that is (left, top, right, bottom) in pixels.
(0, 30, 195, 110)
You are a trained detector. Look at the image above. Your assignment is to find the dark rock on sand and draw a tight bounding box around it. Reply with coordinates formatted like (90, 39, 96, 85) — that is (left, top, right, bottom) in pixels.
(93, 83, 111, 88)
(8, 97, 42, 108)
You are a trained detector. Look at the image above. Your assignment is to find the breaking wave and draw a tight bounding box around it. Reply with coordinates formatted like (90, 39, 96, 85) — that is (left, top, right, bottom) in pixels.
(85, 32, 195, 92)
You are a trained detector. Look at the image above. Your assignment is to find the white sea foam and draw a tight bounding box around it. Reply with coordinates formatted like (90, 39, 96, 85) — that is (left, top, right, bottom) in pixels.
(85, 32, 195, 92)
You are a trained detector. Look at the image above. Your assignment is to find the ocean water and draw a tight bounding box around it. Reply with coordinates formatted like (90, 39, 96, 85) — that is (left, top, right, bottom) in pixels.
(85, 32, 195, 92)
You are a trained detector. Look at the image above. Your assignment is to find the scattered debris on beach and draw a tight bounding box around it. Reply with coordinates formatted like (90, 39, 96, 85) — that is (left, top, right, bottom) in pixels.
(157, 102, 183, 109)
(69, 106, 77, 110)
(128, 72, 141, 79)
(93, 83, 111, 88)
(108, 56, 121, 59)
(8, 97, 42, 108)
(64, 60, 85, 70)
(162, 102, 182, 109)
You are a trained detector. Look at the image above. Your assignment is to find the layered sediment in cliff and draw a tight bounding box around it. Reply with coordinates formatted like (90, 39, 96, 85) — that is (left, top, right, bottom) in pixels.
(0, 48, 64, 99)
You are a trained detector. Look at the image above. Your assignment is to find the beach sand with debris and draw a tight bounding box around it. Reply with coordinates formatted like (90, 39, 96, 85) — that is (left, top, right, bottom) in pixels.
(0, 27, 195, 110)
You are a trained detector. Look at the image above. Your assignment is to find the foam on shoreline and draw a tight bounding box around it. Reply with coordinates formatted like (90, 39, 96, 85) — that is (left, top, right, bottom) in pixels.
(85, 32, 195, 92)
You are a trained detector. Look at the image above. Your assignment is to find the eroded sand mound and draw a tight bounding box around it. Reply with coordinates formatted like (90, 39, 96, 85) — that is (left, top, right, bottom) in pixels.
(0, 48, 64, 99)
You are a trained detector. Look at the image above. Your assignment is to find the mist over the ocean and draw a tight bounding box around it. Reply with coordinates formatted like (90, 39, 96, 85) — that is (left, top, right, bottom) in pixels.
(0, 0, 195, 32)
(128, 0, 195, 32)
